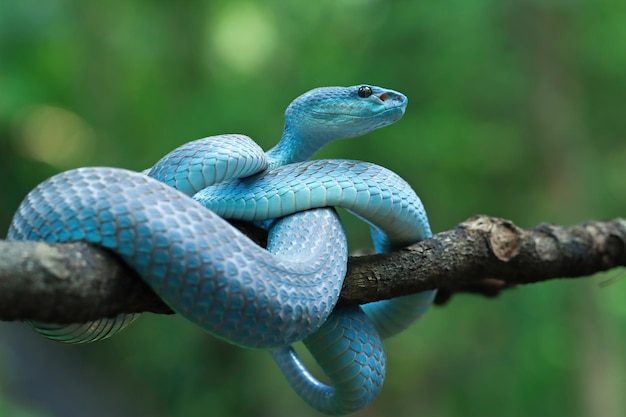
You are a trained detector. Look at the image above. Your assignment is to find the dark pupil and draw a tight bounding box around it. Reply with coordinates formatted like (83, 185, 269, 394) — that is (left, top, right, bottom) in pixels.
(358, 86, 372, 98)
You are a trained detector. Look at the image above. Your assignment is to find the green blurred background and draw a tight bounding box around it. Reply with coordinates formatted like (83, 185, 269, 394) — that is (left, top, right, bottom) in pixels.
(1, 0, 625, 416)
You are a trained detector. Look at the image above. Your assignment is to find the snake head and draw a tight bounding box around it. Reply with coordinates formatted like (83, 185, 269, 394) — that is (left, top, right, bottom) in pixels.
(267, 84, 409, 166)
(284, 85, 408, 140)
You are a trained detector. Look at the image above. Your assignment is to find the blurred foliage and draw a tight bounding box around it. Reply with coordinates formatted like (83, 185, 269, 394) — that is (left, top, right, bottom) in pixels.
(1, 0, 626, 416)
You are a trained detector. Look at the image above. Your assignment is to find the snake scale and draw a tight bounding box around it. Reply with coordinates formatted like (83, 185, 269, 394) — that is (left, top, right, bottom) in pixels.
(7, 85, 436, 415)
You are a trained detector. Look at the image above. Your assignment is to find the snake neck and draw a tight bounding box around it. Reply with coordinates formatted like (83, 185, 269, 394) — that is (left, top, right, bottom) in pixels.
(266, 124, 336, 169)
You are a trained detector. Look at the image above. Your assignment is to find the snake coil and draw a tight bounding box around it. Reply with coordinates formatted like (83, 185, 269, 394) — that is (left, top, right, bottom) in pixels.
(8, 85, 435, 415)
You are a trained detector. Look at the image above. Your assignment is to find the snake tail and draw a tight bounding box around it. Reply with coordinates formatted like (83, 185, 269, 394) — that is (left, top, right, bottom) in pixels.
(270, 306, 385, 415)
(26, 314, 138, 343)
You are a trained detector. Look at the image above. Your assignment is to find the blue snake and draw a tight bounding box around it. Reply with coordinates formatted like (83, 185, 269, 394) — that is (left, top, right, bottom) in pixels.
(7, 85, 435, 415)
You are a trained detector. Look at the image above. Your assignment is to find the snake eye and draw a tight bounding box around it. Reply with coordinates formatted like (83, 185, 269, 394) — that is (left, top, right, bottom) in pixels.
(357, 86, 373, 98)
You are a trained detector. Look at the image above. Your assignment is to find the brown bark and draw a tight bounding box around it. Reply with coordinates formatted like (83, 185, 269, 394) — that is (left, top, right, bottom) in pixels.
(0, 216, 624, 323)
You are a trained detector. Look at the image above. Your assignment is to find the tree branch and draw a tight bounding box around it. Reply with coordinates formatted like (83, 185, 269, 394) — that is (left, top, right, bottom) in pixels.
(1, 216, 624, 323)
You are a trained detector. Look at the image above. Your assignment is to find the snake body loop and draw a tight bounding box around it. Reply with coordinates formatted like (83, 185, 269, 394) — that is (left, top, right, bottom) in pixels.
(9, 167, 347, 348)
(195, 160, 430, 246)
(7, 85, 435, 415)
(271, 306, 386, 416)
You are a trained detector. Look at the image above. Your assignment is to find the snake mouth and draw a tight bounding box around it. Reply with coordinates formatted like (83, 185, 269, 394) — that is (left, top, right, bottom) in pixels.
(310, 105, 405, 119)
(309, 109, 403, 119)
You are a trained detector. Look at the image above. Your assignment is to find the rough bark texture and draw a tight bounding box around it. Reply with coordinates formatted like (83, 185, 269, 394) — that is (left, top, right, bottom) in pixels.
(0, 215, 624, 323)
(342, 216, 626, 305)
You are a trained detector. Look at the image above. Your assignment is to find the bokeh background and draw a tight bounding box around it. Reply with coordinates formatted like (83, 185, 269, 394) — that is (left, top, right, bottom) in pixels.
(1, 0, 625, 416)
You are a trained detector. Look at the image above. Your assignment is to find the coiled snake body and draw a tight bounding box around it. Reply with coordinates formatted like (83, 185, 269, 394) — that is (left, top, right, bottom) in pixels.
(8, 85, 435, 415)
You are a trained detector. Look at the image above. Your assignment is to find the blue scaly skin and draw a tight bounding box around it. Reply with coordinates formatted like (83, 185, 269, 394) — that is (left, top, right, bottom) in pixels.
(7, 85, 435, 415)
